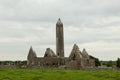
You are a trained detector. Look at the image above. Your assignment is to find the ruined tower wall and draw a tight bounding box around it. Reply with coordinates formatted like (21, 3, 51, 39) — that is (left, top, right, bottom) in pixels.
(56, 18, 64, 57)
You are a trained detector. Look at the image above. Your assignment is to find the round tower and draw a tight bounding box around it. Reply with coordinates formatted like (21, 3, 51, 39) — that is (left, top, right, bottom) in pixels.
(56, 18, 64, 57)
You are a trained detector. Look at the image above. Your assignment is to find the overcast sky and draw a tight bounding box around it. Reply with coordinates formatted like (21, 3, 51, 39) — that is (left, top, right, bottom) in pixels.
(0, 0, 120, 61)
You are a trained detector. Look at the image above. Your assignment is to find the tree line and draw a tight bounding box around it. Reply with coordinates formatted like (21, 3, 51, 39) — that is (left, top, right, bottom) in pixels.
(90, 56, 120, 68)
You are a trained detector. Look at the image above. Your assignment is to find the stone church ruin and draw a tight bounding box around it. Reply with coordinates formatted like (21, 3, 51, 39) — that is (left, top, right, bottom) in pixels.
(27, 18, 95, 69)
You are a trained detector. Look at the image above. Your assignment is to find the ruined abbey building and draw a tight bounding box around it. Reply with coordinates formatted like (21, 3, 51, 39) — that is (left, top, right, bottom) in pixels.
(27, 18, 95, 69)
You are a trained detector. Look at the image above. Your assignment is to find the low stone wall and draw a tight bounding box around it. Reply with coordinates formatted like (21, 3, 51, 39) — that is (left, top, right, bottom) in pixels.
(83, 67, 117, 70)
(0, 65, 16, 69)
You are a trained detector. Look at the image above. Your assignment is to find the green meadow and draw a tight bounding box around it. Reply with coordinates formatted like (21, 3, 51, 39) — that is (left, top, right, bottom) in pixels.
(0, 69, 120, 80)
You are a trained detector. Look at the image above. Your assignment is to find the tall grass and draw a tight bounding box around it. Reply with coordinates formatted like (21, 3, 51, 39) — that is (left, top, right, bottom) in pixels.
(0, 69, 120, 80)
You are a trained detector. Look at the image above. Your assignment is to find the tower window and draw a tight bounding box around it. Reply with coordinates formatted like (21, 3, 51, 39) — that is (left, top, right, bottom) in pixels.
(58, 53, 59, 56)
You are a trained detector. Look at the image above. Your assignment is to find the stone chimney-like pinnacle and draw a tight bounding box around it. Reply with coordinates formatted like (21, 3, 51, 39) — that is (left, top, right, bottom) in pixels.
(73, 44, 79, 50)
(56, 18, 63, 26)
(82, 48, 87, 54)
(82, 48, 89, 59)
(29, 46, 33, 53)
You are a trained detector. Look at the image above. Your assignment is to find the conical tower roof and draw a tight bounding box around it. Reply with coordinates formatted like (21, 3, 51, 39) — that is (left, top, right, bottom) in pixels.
(56, 18, 63, 26)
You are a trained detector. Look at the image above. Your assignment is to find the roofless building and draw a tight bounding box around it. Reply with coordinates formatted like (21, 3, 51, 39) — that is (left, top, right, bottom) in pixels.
(27, 18, 95, 69)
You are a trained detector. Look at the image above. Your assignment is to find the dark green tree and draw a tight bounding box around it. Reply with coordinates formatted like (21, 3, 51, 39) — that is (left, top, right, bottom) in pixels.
(106, 61, 113, 67)
(95, 58, 101, 67)
(116, 58, 120, 68)
(90, 56, 101, 67)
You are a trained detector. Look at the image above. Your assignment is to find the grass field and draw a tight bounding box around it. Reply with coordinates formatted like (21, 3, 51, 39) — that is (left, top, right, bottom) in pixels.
(0, 69, 120, 80)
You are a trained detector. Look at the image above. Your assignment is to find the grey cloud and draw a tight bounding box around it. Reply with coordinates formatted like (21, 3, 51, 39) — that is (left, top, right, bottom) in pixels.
(0, 0, 120, 60)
